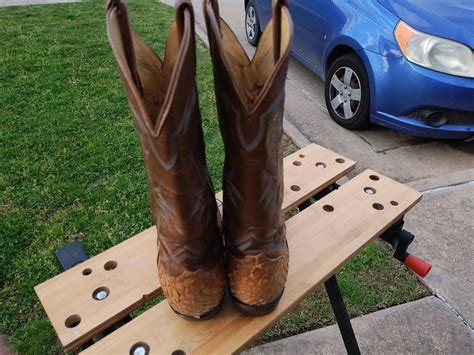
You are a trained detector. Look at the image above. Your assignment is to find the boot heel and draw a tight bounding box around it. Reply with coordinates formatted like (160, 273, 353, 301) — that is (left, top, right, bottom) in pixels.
(231, 290, 284, 316)
(172, 295, 225, 321)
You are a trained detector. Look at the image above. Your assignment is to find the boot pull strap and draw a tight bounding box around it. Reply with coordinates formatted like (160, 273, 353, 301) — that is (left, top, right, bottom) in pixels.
(175, 0, 194, 42)
(106, 0, 142, 93)
(272, 0, 287, 63)
(207, 0, 221, 31)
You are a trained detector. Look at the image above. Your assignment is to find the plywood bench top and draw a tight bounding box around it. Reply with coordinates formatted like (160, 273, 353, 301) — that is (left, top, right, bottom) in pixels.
(81, 169, 421, 354)
(35, 143, 355, 351)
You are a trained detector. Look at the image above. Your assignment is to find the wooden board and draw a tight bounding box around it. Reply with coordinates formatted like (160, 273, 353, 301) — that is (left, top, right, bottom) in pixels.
(82, 169, 422, 354)
(34, 143, 355, 351)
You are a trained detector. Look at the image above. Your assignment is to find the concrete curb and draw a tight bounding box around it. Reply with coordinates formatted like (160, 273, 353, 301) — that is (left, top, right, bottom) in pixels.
(283, 115, 311, 148)
(195, 25, 209, 48)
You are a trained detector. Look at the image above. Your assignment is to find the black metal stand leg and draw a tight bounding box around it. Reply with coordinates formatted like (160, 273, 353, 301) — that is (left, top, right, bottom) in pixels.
(297, 199, 312, 211)
(325, 275, 361, 355)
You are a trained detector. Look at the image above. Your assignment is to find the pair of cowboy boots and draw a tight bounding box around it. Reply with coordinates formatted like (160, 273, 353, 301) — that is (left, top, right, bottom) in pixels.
(106, 0, 293, 320)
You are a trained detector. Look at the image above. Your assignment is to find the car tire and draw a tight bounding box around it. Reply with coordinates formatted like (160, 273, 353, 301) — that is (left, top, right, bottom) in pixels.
(245, 1, 262, 46)
(325, 53, 370, 130)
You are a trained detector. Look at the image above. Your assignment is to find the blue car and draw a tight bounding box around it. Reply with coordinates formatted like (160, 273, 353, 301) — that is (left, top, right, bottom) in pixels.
(244, 0, 474, 140)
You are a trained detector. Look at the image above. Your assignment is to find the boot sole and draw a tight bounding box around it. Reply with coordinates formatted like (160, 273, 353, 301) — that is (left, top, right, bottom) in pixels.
(230, 290, 284, 316)
(172, 295, 225, 321)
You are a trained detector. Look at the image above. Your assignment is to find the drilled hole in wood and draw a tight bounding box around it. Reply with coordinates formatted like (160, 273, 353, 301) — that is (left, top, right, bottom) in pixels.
(82, 268, 92, 276)
(293, 161, 302, 166)
(372, 203, 384, 210)
(364, 187, 376, 195)
(299, 154, 305, 158)
(130, 342, 150, 355)
(369, 175, 380, 181)
(93, 287, 110, 301)
(65, 314, 81, 328)
(391, 200, 399, 206)
(323, 205, 334, 212)
(290, 185, 300, 192)
(335, 158, 345, 163)
(171, 351, 186, 355)
(315, 162, 326, 169)
(104, 260, 117, 270)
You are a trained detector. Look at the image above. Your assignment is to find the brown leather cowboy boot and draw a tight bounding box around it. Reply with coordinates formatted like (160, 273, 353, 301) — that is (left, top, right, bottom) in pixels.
(106, 0, 225, 320)
(203, 0, 293, 316)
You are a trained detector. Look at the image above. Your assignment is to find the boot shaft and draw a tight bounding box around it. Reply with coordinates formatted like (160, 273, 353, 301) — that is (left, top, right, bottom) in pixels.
(106, 0, 220, 273)
(204, 0, 293, 249)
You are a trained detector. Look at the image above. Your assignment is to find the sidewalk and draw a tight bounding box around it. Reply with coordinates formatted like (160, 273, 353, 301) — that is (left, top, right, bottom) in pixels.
(246, 297, 473, 354)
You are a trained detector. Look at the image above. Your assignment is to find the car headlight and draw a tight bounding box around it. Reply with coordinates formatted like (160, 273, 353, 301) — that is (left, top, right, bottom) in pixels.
(394, 21, 474, 78)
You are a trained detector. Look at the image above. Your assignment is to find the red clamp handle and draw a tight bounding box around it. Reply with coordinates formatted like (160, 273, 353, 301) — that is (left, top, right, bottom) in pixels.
(404, 254, 432, 278)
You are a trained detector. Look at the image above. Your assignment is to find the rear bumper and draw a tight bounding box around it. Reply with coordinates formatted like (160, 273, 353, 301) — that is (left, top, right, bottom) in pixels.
(362, 49, 474, 140)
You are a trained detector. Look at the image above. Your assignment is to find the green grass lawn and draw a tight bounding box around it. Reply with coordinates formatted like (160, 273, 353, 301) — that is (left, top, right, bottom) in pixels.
(0, 1, 429, 354)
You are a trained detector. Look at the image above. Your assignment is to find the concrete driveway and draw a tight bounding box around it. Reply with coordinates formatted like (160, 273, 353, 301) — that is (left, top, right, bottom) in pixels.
(165, 0, 473, 351)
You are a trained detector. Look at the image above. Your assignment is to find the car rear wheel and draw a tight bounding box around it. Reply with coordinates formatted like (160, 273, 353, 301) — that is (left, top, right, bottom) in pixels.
(325, 54, 370, 129)
(245, 1, 261, 46)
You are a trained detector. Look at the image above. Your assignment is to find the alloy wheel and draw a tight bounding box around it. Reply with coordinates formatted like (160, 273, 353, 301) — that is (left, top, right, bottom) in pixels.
(329, 66, 362, 120)
(246, 6, 257, 41)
